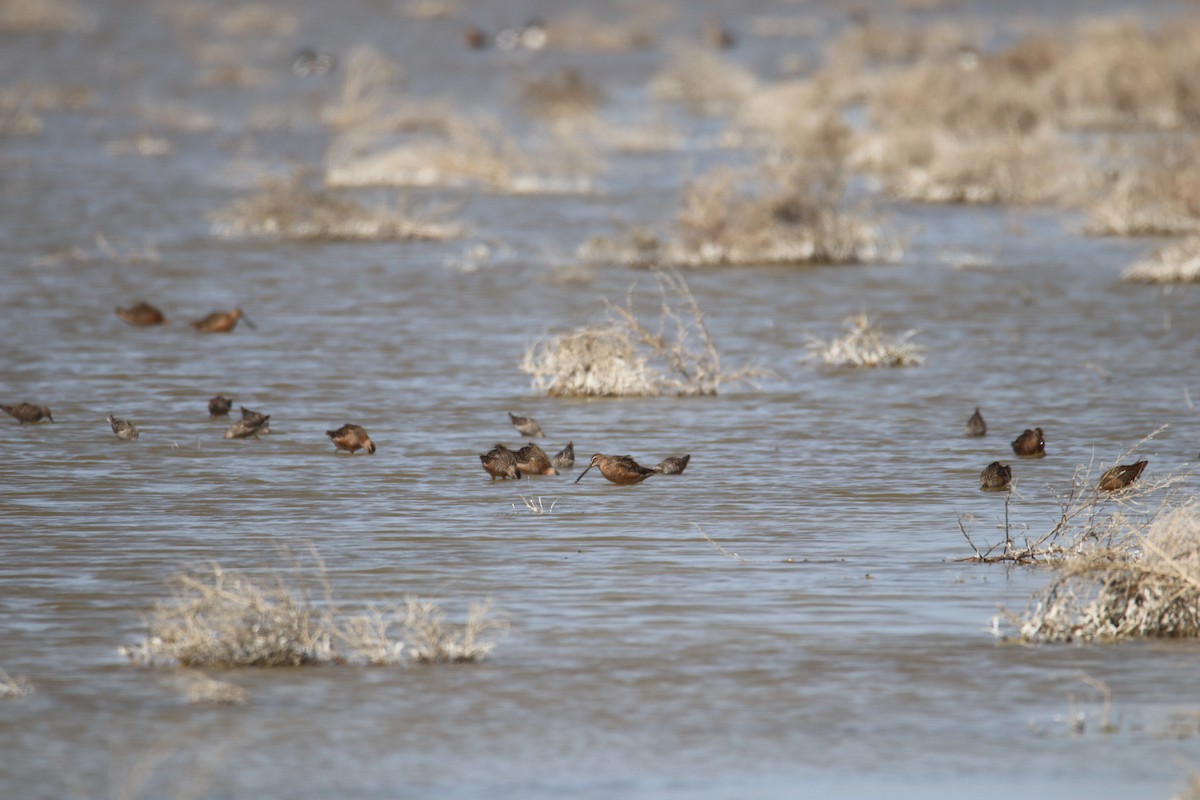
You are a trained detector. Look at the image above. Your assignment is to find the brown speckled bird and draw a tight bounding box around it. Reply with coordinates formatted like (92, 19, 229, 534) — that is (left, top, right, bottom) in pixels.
(116, 301, 167, 326)
(192, 308, 254, 333)
(107, 414, 139, 441)
(965, 407, 986, 437)
(225, 414, 269, 440)
(575, 454, 657, 485)
(2, 403, 53, 424)
(979, 461, 1012, 491)
(551, 441, 575, 471)
(481, 443, 521, 480)
(1011, 427, 1045, 457)
(655, 454, 691, 475)
(208, 395, 233, 417)
(509, 412, 544, 438)
(1098, 460, 1148, 492)
(515, 442, 558, 475)
(326, 424, 376, 455)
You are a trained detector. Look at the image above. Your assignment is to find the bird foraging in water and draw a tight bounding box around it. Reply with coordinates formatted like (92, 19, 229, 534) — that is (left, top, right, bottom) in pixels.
(225, 414, 270, 440)
(2, 403, 54, 424)
(551, 441, 575, 471)
(115, 301, 167, 326)
(965, 407, 986, 437)
(239, 406, 270, 435)
(1011, 427, 1045, 457)
(980, 461, 1012, 491)
(208, 395, 233, 417)
(1098, 460, 1148, 492)
(326, 424, 376, 454)
(107, 414, 139, 440)
(515, 442, 558, 475)
(509, 412, 543, 437)
(192, 308, 255, 333)
(655, 454, 691, 475)
(480, 443, 521, 480)
(575, 454, 657, 485)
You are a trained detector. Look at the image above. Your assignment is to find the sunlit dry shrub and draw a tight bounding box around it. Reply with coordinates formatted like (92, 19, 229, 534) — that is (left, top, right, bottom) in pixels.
(521, 269, 767, 397)
(804, 313, 925, 368)
(0, 0, 93, 33)
(1086, 137, 1200, 236)
(825, 19, 977, 70)
(543, 10, 658, 52)
(1121, 238, 1200, 284)
(400, 0, 458, 19)
(649, 44, 757, 116)
(178, 671, 252, 705)
(215, 3, 298, 38)
(211, 176, 462, 242)
(401, 598, 503, 663)
(519, 67, 606, 121)
(732, 82, 852, 147)
(0, 669, 33, 699)
(323, 45, 406, 130)
(1018, 500, 1200, 643)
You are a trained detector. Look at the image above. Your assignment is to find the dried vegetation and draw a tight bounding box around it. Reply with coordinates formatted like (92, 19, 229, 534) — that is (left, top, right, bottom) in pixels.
(0, 0, 93, 33)
(649, 44, 757, 115)
(1122, 238, 1200, 284)
(804, 314, 925, 368)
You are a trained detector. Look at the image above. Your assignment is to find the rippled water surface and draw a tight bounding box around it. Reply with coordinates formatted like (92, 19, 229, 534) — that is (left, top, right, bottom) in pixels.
(3, 0, 1200, 798)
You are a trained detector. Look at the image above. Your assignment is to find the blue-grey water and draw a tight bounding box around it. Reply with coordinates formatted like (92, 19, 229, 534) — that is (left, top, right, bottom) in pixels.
(2, 1, 1200, 798)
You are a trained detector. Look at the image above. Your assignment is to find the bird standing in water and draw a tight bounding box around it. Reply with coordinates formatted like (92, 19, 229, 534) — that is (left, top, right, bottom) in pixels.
(192, 308, 255, 333)
(116, 302, 167, 326)
(326, 424, 376, 454)
(551, 442, 575, 471)
(575, 454, 657, 485)
(515, 442, 558, 475)
(2, 403, 54, 424)
(208, 395, 233, 417)
(1098, 460, 1148, 492)
(979, 461, 1012, 491)
(1011, 427, 1045, 457)
(965, 408, 986, 437)
(107, 414, 139, 440)
(480, 443, 521, 480)
(655, 455, 691, 475)
(225, 414, 270, 440)
(509, 412, 544, 437)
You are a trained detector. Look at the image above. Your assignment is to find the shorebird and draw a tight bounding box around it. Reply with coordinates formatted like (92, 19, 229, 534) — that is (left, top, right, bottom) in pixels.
(551, 441, 575, 471)
(192, 308, 255, 333)
(480, 443, 521, 480)
(208, 395, 233, 417)
(107, 414, 139, 440)
(965, 407, 986, 437)
(515, 442, 558, 475)
(1098, 460, 1148, 492)
(115, 301, 167, 326)
(655, 454, 691, 475)
(1011, 427, 1045, 457)
(509, 412, 543, 437)
(291, 47, 336, 76)
(979, 461, 1012, 491)
(225, 415, 270, 440)
(2, 403, 53, 424)
(239, 406, 270, 434)
(326, 424, 376, 454)
(575, 454, 657, 485)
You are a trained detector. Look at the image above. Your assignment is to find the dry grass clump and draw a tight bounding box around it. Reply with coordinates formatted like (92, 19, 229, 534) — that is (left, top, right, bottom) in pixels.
(1086, 137, 1200, 236)
(326, 110, 599, 194)
(120, 560, 502, 668)
(1017, 500, 1200, 643)
(215, 3, 298, 38)
(649, 44, 757, 116)
(542, 10, 659, 52)
(521, 269, 767, 397)
(1122, 238, 1200, 283)
(804, 313, 925, 368)
(0, 83, 91, 136)
(0, 669, 33, 699)
(178, 671, 252, 705)
(322, 45, 406, 131)
(211, 176, 462, 242)
(825, 19, 978, 70)
(519, 67, 606, 122)
(0, 0, 93, 33)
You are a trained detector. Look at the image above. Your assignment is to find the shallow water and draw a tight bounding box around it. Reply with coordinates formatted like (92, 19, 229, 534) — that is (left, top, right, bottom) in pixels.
(3, 1, 1200, 798)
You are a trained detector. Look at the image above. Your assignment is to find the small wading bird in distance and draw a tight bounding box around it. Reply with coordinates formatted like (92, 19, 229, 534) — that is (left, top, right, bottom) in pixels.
(192, 308, 255, 333)
(1011, 427, 1045, 457)
(115, 301, 167, 326)
(655, 454, 691, 475)
(965, 407, 986, 437)
(481, 443, 521, 480)
(515, 442, 558, 475)
(551, 442, 574, 471)
(979, 461, 1012, 491)
(107, 414, 139, 441)
(1098, 460, 1148, 492)
(239, 406, 270, 435)
(225, 414, 270, 440)
(509, 412, 543, 438)
(326, 424, 376, 455)
(208, 395, 233, 417)
(2, 403, 54, 424)
(575, 454, 657, 485)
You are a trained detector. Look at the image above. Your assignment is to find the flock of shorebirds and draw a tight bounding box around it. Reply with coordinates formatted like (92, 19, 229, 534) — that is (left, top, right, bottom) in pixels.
(482, 413, 691, 485)
(968, 407, 1148, 494)
(114, 302, 253, 332)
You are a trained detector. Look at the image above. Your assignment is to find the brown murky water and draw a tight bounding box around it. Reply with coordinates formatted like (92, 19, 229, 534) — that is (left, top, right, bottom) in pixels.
(3, 0, 1200, 798)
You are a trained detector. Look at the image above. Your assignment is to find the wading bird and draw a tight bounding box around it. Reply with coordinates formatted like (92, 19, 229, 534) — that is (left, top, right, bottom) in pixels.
(326, 424, 376, 454)
(515, 442, 558, 475)
(107, 414, 139, 440)
(2, 403, 53, 424)
(965, 408, 986, 437)
(979, 461, 1011, 491)
(192, 308, 255, 333)
(480, 443, 521, 480)
(115, 301, 167, 326)
(551, 441, 575, 471)
(1098, 460, 1148, 492)
(575, 454, 657, 485)
(509, 412, 543, 437)
(1011, 427, 1045, 457)
(655, 454, 691, 475)
(225, 414, 270, 440)
(208, 395, 233, 417)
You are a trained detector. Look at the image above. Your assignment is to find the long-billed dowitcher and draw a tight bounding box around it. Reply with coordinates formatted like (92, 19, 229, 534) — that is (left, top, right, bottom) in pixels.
(208, 395, 233, 417)
(481, 443, 521, 480)
(239, 406, 270, 435)
(655, 454, 691, 475)
(1098, 460, 1148, 492)
(107, 414, 139, 440)
(1011, 427, 1045, 457)
(515, 442, 558, 475)
(327, 424, 376, 454)
(551, 441, 575, 471)
(575, 454, 657, 485)
(509, 412, 543, 438)
(115, 301, 167, 326)
(192, 308, 255, 333)
(965, 407, 986, 437)
(2, 403, 54, 424)
(225, 415, 270, 440)
(980, 461, 1012, 491)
